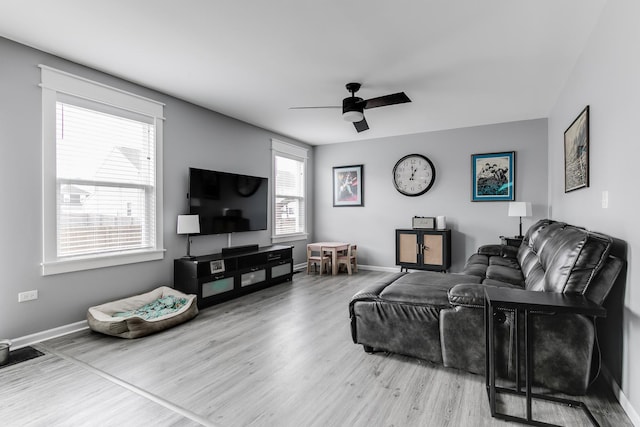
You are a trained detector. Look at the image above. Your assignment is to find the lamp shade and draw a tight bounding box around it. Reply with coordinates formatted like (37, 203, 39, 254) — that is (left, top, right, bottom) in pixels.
(177, 214, 200, 235)
(508, 202, 532, 218)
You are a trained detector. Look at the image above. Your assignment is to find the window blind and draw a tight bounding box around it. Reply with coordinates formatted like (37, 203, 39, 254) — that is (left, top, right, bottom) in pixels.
(56, 102, 156, 257)
(274, 154, 305, 236)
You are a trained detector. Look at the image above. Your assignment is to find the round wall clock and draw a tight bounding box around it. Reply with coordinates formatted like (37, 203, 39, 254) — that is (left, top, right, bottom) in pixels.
(392, 154, 436, 196)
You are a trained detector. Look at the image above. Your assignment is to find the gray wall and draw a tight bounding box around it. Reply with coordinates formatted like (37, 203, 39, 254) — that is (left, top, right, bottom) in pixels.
(547, 0, 640, 416)
(0, 37, 312, 340)
(314, 119, 548, 272)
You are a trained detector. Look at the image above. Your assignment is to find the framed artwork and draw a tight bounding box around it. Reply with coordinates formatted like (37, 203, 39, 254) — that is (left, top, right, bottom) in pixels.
(333, 164, 364, 207)
(471, 151, 515, 201)
(564, 106, 589, 192)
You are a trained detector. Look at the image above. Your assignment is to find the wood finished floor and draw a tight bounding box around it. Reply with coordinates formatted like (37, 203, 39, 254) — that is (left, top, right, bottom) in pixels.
(0, 271, 632, 427)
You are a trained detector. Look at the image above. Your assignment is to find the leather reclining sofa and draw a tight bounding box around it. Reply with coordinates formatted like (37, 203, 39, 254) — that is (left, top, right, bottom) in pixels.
(349, 219, 624, 395)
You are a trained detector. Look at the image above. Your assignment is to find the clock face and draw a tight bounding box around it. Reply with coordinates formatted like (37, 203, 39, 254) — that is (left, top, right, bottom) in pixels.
(392, 154, 436, 196)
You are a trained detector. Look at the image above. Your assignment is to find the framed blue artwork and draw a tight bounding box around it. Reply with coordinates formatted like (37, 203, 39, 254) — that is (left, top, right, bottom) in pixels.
(471, 151, 515, 202)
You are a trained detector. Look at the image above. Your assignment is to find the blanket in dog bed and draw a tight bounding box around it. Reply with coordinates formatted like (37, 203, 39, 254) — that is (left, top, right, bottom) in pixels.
(87, 286, 198, 339)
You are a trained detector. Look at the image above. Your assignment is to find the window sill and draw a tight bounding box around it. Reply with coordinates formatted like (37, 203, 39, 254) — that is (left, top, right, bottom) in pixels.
(271, 233, 308, 244)
(41, 249, 165, 276)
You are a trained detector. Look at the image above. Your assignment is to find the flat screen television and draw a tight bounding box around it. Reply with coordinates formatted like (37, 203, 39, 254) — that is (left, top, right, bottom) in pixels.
(188, 167, 268, 235)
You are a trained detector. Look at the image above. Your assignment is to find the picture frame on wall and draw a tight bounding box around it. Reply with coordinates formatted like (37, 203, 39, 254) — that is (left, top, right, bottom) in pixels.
(471, 151, 515, 201)
(333, 164, 364, 207)
(564, 106, 589, 193)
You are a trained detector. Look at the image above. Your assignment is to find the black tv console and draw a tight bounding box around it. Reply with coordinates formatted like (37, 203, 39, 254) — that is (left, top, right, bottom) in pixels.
(174, 245, 294, 309)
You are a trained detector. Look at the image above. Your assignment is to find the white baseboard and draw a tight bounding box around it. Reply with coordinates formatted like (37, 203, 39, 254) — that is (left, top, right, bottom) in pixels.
(601, 366, 640, 426)
(357, 264, 399, 273)
(11, 320, 88, 350)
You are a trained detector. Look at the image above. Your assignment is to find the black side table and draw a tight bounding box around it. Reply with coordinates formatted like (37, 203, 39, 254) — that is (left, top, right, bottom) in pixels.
(500, 235, 523, 247)
(484, 287, 606, 426)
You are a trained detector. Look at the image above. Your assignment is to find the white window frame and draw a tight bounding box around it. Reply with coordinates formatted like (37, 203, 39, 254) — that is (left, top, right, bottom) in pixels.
(271, 139, 308, 244)
(40, 65, 165, 275)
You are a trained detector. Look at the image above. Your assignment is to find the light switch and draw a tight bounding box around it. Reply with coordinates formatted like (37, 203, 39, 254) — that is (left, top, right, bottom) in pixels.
(602, 191, 609, 209)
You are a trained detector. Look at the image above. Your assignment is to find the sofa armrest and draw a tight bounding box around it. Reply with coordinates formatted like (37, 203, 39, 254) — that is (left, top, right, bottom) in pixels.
(477, 244, 503, 256)
(583, 255, 624, 305)
(478, 245, 518, 258)
(350, 282, 389, 303)
(448, 282, 522, 308)
(477, 244, 518, 259)
(350, 273, 406, 305)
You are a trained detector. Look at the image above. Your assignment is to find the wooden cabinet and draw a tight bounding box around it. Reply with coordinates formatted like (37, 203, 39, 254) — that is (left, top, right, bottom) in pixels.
(174, 245, 293, 308)
(396, 229, 451, 272)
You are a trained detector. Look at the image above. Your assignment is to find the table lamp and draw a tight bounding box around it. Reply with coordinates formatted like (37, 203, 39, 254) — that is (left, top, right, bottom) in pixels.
(508, 202, 532, 238)
(177, 214, 200, 258)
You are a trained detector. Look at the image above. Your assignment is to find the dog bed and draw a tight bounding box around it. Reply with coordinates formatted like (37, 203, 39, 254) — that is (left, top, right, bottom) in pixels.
(87, 286, 198, 339)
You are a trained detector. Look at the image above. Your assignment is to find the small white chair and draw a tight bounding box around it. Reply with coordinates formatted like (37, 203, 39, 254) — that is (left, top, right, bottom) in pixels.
(336, 244, 358, 275)
(307, 246, 332, 275)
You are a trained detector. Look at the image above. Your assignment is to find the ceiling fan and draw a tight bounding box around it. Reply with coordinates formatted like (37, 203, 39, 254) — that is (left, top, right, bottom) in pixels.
(290, 83, 411, 133)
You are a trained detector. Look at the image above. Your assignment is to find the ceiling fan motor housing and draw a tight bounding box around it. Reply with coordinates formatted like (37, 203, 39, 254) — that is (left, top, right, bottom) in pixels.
(342, 96, 364, 122)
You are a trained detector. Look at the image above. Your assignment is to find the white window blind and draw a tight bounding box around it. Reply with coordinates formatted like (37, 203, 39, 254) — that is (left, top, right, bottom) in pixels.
(40, 65, 165, 275)
(272, 140, 308, 242)
(56, 102, 155, 257)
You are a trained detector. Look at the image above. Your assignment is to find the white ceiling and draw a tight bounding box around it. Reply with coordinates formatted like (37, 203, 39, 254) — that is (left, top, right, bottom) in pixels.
(0, 0, 606, 145)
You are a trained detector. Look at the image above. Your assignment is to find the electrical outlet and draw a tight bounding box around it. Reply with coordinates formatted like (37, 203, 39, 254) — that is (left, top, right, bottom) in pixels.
(18, 290, 38, 303)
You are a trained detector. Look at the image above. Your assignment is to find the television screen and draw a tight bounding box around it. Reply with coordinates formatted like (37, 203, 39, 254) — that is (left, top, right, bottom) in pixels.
(189, 168, 268, 235)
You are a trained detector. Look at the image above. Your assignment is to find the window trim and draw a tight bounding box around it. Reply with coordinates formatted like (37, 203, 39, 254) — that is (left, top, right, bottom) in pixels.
(40, 65, 165, 275)
(271, 139, 308, 244)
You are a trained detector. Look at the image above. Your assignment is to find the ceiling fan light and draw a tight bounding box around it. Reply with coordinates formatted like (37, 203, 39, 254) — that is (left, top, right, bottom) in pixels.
(343, 110, 364, 122)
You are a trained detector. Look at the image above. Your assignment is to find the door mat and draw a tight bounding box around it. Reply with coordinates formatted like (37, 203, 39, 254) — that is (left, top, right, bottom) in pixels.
(0, 346, 45, 369)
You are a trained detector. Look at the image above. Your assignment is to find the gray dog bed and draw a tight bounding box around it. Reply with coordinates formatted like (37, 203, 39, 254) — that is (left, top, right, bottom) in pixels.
(87, 286, 198, 339)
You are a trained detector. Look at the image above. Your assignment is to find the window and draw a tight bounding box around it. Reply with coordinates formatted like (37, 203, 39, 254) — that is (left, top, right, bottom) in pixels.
(272, 139, 308, 243)
(40, 65, 165, 275)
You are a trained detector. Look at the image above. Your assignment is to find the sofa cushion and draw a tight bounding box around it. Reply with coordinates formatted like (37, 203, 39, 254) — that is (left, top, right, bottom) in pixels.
(380, 271, 481, 307)
(519, 220, 613, 294)
(462, 253, 489, 278)
(489, 256, 520, 269)
(448, 282, 522, 307)
(485, 265, 525, 287)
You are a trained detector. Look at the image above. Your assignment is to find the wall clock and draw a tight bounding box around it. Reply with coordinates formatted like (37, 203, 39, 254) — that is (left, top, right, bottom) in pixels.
(392, 154, 436, 196)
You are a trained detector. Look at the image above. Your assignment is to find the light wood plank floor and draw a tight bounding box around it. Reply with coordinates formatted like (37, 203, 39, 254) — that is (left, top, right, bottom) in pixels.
(0, 271, 633, 426)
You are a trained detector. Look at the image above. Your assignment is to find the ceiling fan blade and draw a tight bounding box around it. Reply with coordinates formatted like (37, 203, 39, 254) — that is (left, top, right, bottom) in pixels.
(353, 117, 369, 133)
(289, 106, 340, 110)
(363, 92, 411, 109)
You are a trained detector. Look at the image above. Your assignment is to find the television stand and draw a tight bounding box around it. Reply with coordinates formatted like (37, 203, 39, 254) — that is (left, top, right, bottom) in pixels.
(221, 244, 259, 256)
(173, 245, 293, 308)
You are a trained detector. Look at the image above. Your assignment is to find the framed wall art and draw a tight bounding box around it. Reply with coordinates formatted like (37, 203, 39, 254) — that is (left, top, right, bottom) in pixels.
(564, 106, 589, 192)
(333, 164, 363, 207)
(471, 151, 515, 202)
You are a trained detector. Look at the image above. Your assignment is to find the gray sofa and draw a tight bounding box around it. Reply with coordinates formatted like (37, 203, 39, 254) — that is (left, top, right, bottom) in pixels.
(349, 219, 624, 395)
